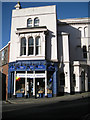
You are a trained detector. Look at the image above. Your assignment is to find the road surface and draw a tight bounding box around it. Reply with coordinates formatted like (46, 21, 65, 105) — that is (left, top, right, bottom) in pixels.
(2, 97, 90, 120)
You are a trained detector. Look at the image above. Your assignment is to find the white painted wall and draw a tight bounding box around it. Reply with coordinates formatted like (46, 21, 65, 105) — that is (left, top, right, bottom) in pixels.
(10, 5, 57, 62)
(9, 4, 89, 94)
(61, 32, 70, 93)
(58, 18, 89, 62)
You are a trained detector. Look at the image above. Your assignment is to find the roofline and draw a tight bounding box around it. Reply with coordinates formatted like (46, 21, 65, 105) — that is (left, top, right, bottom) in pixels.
(58, 17, 89, 20)
(0, 41, 10, 52)
(57, 17, 90, 25)
(13, 5, 56, 11)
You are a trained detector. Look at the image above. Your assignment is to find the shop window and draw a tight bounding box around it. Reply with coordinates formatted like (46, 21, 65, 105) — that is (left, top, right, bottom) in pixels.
(34, 17, 39, 27)
(27, 18, 32, 27)
(16, 78, 25, 93)
(83, 45, 87, 58)
(21, 37, 26, 56)
(47, 77, 53, 94)
(60, 73, 65, 86)
(27, 79, 33, 97)
(35, 36, 41, 55)
(28, 37, 34, 55)
(37, 78, 45, 97)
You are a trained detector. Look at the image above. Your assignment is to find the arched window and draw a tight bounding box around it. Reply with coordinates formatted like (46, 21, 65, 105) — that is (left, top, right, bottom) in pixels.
(27, 18, 32, 27)
(21, 37, 26, 55)
(78, 27, 82, 37)
(34, 17, 39, 27)
(83, 45, 87, 58)
(35, 36, 41, 55)
(84, 27, 88, 37)
(28, 37, 34, 55)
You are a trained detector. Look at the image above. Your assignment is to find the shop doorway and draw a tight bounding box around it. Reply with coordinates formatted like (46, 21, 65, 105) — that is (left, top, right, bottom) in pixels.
(47, 71, 53, 97)
(81, 71, 85, 92)
(35, 78, 45, 98)
(27, 78, 33, 97)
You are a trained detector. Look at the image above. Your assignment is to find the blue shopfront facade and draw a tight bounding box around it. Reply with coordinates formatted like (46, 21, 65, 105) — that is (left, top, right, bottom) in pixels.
(8, 60, 58, 98)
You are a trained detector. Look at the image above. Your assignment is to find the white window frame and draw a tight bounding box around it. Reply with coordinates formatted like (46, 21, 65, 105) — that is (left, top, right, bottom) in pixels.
(84, 26, 88, 37)
(20, 37, 26, 56)
(27, 18, 32, 28)
(34, 17, 39, 27)
(35, 36, 41, 56)
(28, 37, 34, 56)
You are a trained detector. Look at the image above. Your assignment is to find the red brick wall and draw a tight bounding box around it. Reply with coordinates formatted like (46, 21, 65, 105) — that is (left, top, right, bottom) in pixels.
(0, 42, 10, 100)
(2, 64, 8, 100)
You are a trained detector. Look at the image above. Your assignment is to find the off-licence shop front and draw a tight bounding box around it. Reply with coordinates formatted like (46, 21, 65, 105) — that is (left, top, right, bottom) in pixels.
(8, 60, 58, 98)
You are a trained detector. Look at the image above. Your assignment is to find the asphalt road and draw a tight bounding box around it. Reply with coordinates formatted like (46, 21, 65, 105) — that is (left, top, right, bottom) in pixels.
(2, 97, 90, 120)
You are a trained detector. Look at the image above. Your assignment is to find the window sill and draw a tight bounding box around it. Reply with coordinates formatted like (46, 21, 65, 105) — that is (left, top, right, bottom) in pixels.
(17, 55, 45, 59)
(19, 55, 44, 57)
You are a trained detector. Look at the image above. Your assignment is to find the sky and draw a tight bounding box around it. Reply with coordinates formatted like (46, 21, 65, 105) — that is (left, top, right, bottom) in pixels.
(1, 2, 89, 49)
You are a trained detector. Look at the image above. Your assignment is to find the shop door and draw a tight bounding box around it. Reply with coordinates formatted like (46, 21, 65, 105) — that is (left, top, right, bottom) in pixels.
(81, 71, 85, 92)
(27, 78, 33, 97)
(35, 78, 45, 98)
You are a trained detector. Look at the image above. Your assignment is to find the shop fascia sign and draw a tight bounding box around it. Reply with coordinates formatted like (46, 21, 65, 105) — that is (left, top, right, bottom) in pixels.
(10, 65, 45, 71)
(35, 65, 46, 70)
(17, 73, 45, 78)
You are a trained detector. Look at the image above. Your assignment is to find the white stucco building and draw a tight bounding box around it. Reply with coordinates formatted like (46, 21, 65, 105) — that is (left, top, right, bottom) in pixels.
(7, 2, 90, 98)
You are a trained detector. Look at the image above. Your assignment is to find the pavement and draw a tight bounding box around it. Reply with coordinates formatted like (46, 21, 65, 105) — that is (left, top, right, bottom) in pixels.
(2, 92, 90, 105)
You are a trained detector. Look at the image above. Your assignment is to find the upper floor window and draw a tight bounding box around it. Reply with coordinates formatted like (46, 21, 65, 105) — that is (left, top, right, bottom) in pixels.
(28, 37, 34, 55)
(2, 50, 4, 61)
(78, 27, 82, 37)
(83, 45, 87, 59)
(84, 27, 88, 37)
(21, 37, 26, 56)
(35, 36, 41, 55)
(34, 17, 39, 27)
(20, 36, 41, 56)
(27, 18, 32, 27)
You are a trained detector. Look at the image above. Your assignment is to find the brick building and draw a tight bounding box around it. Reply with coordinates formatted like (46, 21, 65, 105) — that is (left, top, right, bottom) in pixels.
(0, 42, 10, 100)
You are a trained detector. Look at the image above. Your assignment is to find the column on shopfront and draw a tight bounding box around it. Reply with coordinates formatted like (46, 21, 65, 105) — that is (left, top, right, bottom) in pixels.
(13, 71, 16, 97)
(53, 66, 58, 97)
(33, 71, 35, 96)
(85, 71, 88, 91)
(61, 32, 70, 93)
(73, 61, 81, 92)
(8, 70, 12, 98)
(45, 70, 47, 97)
(25, 71, 28, 97)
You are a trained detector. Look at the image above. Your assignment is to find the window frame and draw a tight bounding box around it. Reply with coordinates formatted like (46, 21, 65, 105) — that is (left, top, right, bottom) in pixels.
(78, 27, 83, 37)
(27, 18, 32, 28)
(84, 26, 88, 37)
(20, 37, 26, 56)
(83, 45, 87, 59)
(28, 37, 34, 56)
(35, 36, 41, 55)
(34, 17, 39, 27)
